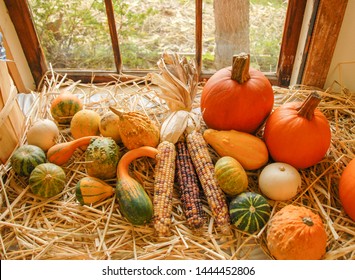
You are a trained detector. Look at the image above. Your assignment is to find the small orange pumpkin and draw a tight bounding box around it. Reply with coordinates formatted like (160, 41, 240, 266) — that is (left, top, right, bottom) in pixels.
(266, 205, 327, 260)
(200, 53, 274, 134)
(339, 158, 355, 221)
(263, 92, 331, 169)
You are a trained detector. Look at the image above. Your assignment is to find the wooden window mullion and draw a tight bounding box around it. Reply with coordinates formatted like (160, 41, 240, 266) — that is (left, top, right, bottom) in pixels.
(195, 0, 203, 76)
(104, 0, 122, 74)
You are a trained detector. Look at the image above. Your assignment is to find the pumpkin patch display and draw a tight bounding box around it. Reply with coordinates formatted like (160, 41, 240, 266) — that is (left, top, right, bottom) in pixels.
(339, 158, 355, 221)
(29, 163, 66, 198)
(266, 204, 327, 260)
(214, 156, 248, 196)
(229, 192, 271, 234)
(203, 128, 268, 170)
(50, 91, 83, 124)
(258, 162, 301, 201)
(10, 145, 47, 177)
(70, 109, 101, 139)
(263, 92, 331, 169)
(200, 53, 274, 134)
(27, 119, 59, 151)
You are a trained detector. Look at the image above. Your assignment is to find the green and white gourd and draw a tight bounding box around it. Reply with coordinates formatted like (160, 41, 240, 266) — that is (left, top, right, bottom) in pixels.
(229, 191, 271, 234)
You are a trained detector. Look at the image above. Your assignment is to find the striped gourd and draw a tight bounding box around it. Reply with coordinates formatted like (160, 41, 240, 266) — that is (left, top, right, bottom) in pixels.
(50, 91, 83, 124)
(10, 145, 47, 177)
(229, 192, 271, 234)
(76, 176, 115, 205)
(29, 163, 66, 198)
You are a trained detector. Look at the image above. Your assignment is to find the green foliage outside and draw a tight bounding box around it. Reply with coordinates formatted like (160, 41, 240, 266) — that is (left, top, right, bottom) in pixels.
(28, 0, 287, 73)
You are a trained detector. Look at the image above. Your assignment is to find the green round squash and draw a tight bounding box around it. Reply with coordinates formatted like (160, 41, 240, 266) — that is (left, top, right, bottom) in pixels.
(29, 163, 66, 198)
(10, 145, 47, 177)
(229, 191, 271, 234)
(85, 137, 121, 180)
(50, 91, 83, 124)
(215, 156, 248, 196)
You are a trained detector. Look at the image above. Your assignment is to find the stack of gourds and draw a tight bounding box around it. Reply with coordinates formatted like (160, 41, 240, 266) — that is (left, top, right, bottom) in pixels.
(9, 52, 355, 261)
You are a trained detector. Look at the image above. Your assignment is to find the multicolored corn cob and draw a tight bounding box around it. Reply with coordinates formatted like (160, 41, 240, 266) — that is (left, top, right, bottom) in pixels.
(153, 141, 177, 236)
(186, 130, 231, 234)
(175, 140, 205, 229)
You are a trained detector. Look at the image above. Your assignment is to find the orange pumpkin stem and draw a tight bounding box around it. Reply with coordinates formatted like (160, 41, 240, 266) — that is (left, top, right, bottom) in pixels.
(297, 91, 321, 121)
(231, 53, 251, 84)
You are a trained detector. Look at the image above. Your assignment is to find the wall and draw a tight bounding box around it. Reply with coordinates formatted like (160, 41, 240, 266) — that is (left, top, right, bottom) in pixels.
(324, 0, 355, 92)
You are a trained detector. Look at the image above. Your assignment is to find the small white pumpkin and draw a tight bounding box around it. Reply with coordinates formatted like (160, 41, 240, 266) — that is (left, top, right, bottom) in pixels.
(258, 162, 301, 201)
(27, 119, 59, 151)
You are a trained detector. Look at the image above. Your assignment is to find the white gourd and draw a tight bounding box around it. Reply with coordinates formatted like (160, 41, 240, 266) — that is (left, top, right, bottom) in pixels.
(27, 119, 59, 151)
(258, 162, 301, 201)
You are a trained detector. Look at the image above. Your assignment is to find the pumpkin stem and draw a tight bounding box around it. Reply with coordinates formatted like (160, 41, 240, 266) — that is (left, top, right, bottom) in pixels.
(231, 53, 251, 84)
(297, 92, 321, 121)
(302, 216, 314, 226)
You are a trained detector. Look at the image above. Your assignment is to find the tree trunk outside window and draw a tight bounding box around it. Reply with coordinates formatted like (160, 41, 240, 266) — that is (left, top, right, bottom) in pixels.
(213, 0, 250, 69)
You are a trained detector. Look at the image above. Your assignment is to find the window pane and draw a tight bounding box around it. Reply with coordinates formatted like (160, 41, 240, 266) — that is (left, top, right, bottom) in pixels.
(202, 0, 288, 73)
(28, 0, 115, 70)
(114, 0, 196, 70)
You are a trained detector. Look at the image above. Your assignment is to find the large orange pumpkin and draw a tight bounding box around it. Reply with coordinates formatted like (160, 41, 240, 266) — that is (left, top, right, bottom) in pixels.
(200, 53, 274, 134)
(263, 92, 331, 169)
(266, 205, 327, 260)
(339, 158, 355, 221)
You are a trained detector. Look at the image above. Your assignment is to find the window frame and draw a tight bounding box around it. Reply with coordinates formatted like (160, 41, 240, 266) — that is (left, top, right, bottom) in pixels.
(3, 0, 347, 89)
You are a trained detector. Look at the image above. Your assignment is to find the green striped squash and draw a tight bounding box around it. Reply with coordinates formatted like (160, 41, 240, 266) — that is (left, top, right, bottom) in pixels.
(76, 176, 115, 205)
(229, 192, 271, 233)
(29, 163, 66, 198)
(10, 145, 47, 177)
(50, 91, 83, 124)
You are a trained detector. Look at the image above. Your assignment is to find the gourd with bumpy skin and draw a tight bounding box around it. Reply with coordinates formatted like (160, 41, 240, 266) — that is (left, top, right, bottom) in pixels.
(214, 156, 248, 196)
(50, 91, 83, 124)
(116, 146, 159, 225)
(76, 176, 115, 205)
(203, 128, 268, 170)
(85, 137, 121, 180)
(266, 204, 327, 260)
(29, 163, 66, 198)
(10, 145, 47, 177)
(200, 53, 274, 134)
(229, 192, 271, 234)
(109, 107, 159, 150)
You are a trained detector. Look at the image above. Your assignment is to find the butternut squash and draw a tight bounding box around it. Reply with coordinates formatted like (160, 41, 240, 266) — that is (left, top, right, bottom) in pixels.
(203, 128, 268, 170)
(47, 135, 99, 165)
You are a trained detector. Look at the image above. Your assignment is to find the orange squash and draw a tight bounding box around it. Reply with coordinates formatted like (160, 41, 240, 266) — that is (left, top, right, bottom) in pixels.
(263, 92, 331, 169)
(70, 109, 101, 139)
(339, 158, 355, 221)
(200, 53, 274, 134)
(266, 205, 327, 260)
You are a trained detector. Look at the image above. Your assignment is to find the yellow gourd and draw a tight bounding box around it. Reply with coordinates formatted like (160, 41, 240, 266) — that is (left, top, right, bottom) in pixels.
(203, 129, 268, 170)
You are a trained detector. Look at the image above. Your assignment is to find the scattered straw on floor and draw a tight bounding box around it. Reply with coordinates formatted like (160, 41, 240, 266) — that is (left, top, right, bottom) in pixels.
(0, 73, 354, 260)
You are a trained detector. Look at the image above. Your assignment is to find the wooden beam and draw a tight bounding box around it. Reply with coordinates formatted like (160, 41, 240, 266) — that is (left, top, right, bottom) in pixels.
(301, 0, 348, 88)
(4, 0, 47, 88)
(195, 0, 202, 76)
(277, 0, 307, 87)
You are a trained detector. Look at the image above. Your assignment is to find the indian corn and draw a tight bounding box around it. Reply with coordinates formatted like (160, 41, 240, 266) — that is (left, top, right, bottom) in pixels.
(186, 130, 231, 234)
(153, 141, 176, 236)
(175, 140, 205, 229)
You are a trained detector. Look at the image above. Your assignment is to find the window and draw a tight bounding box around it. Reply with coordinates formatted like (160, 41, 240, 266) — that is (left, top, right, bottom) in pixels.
(5, 0, 307, 87)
